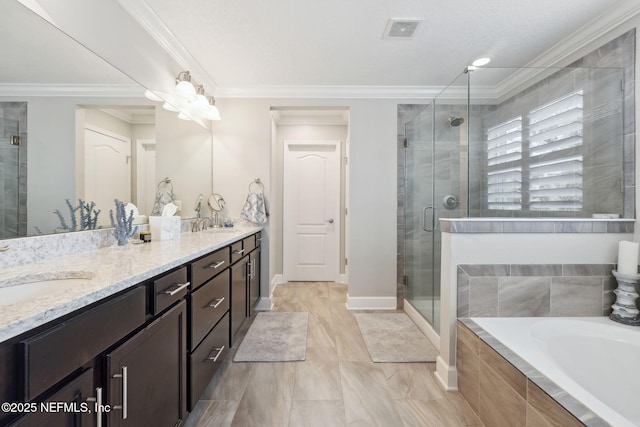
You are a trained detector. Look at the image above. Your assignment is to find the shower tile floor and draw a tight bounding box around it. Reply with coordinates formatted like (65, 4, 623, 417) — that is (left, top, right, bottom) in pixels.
(184, 282, 481, 427)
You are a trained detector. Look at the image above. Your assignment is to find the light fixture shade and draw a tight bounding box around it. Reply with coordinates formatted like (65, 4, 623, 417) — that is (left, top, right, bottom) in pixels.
(177, 111, 192, 121)
(202, 105, 221, 121)
(163, 101, 179, 112)
(174, 71, 196, 99)
(472, 57, 491, 67)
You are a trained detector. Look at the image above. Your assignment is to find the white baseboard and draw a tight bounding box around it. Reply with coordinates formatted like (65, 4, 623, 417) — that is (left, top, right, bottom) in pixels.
(254, 297, 272, 311)
(337, 274, 348, 284)
(270, 274, 284, 296)
(346, 295, 396, 310)
(403, 299, 440, 350)
(435, 355, 458, 391)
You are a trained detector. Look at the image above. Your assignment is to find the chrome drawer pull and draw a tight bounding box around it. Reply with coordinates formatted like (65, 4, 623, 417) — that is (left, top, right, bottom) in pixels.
(112, 366, 128, 419)
(205, 346, 225, 363)
(208, 260, 225, 269)
(257, 238, 263, 242)
(232, 249, 245, 255)
(206, 297, 225, 308)
(162, 281, 190, 296)
(86, 386, 103, 427)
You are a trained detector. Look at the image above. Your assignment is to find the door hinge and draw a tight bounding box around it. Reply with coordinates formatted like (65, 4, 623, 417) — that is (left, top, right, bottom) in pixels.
(345, 207, 348, 215)
(403, 137, 408, 148)
(403, 275, 408, 287)
(10, 135, 21, 146)
(345, 258, 348, 266)
(621, 78, 625, 92)
(344, 156, 348, 165)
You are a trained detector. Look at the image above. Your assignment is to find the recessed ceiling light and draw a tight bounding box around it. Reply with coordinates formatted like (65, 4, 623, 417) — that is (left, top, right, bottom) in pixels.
(472, 57, 491, 67)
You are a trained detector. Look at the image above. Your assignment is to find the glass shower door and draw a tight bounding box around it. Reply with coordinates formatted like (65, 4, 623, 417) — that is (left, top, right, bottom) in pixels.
(404, 104, 439, 332)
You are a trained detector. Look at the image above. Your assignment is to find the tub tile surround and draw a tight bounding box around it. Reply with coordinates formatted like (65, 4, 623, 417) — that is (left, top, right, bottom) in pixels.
(441, 218, 635, 234)
(0, 225, 262, 342)
(457, 264, 617, 318)
(458, 320, 607, 426)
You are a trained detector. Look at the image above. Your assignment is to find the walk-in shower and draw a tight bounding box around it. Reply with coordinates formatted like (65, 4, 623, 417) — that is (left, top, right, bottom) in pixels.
(0, 102, 27, 239)
(400, 44, 633, 333)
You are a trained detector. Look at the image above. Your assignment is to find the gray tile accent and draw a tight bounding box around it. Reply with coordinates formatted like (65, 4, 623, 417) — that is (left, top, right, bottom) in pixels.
(442, 219, 634, 234)
(468, 277, 499, 317)
(550, 277, 603, 316)
(458, 263, 616, 318)
(562, 264, 614, 276)
(498, 277, 550, 317)
(510, 264, 562, 277)
(459, 264, 510, 277)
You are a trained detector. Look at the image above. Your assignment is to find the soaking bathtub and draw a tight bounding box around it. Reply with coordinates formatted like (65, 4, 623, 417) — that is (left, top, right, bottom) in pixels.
(471, 317, 640, 427)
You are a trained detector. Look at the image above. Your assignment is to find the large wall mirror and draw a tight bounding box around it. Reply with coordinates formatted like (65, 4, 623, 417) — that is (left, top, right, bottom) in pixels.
(0, 1, 213, 238)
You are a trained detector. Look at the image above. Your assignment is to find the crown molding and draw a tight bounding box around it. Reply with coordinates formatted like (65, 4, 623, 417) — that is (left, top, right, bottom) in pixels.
(115, 0, 218, 93)
(495, 0, 640, 100)
(0, 84, 145, 97)
(216, 85, 463, 99)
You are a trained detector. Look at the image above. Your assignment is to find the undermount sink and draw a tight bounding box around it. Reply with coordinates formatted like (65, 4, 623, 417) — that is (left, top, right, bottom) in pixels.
(0, 272, 94, 306)
(206, 228, 239, 234)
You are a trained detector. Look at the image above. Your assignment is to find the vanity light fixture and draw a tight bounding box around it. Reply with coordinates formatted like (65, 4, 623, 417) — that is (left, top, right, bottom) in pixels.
(147, 70, 221, 121)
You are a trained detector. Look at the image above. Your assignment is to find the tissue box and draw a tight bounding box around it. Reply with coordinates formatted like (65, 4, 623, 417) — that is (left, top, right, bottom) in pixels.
(149, 216, 181, 241)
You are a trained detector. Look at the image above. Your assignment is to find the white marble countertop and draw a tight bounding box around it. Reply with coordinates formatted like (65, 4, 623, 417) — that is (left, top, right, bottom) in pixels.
(0, 227, 261, 343)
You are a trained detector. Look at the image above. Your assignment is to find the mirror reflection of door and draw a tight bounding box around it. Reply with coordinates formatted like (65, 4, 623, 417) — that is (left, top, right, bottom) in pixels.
(84, 126, 131, 227)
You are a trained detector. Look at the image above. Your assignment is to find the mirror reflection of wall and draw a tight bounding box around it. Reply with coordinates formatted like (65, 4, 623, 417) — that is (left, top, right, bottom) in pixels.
(76, 106, 156, 229)
(0, 1, 213, 238)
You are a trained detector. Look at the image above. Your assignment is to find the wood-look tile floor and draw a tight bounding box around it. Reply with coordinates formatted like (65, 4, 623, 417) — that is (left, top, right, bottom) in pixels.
(184, 282, 483, 427)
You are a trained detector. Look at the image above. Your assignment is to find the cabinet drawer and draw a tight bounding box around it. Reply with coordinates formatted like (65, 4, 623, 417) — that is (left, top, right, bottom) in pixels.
(230, 241, 245, 264)
(243, 235, 256, 253)
(189, 269, 230, 349)
(190, 247, 230, 290)
(21, 286, 146, 401)
(152, 267, 189, 315)
(189, 313, 229, 408)
(9, 368, 95, 427)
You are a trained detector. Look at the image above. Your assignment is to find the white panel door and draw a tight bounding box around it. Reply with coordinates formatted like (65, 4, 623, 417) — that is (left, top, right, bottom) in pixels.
(84, 127, 131, 226)
(284, 141, 340, 281)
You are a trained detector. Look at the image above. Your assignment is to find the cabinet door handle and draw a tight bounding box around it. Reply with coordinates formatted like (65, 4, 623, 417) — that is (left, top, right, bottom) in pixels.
(247, 261, 253, 279)
(233, 249, 245, 255)
(251, 260, 255, 278)
(206, 297, 225, 308)
(86, 386, 103, 427)
(208, 260, 225, 269)
(162, 281, 190, 296)
(112, 366, 128, 419)
(205, 346, 225, 363)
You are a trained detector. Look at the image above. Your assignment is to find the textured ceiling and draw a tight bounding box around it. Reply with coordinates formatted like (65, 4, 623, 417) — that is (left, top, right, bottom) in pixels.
(144, 0, 621, 89)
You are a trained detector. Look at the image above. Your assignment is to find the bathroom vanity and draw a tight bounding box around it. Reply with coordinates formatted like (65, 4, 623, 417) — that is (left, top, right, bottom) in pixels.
(0, 228, 262, 426)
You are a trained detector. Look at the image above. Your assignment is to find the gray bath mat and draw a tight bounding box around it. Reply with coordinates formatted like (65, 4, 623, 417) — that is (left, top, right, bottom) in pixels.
(355, 313, 438, 362)
(234, 312, 308, 362)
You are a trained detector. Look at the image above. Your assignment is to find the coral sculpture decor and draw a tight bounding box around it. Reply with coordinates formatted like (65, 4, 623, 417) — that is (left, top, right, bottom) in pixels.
(110, 199, 137, 246)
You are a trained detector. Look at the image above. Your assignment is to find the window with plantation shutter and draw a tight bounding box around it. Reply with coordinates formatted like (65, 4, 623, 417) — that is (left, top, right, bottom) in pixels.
(485, 90, 584, 212)
(486, 118, 522, 210)
(527, 90, 583, 211)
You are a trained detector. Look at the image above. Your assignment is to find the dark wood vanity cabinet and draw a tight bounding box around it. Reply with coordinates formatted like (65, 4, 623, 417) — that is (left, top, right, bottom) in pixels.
(0, 231, 262, 426)
(105, 301, 187, 427)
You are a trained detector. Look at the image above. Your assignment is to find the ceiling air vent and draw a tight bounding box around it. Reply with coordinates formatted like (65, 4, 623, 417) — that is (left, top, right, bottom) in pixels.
(383, 19, 423, 39)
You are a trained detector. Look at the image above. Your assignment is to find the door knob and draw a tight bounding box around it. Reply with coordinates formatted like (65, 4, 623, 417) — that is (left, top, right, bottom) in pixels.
(326, 219, 334, 224)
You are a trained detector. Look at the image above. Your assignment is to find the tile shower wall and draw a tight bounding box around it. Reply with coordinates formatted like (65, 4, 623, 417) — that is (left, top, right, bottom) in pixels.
(457, 264, 616, 318)
(0, 102, 27, 238)
(470, 29, 635, 218)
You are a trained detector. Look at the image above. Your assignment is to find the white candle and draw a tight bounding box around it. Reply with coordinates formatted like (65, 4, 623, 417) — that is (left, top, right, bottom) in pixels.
(617, 240, 639, 275)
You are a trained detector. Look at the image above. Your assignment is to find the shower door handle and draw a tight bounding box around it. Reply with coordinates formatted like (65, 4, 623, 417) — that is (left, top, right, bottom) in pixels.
(422, 207, 434, 232)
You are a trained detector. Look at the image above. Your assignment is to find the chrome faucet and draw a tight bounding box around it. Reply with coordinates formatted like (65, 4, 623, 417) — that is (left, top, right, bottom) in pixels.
(191, 217, 210, 232)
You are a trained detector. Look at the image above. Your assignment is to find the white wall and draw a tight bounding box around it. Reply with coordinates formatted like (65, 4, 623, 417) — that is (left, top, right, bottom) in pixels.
(212, 98, 420, 308)
(155, 107, 212, 218)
